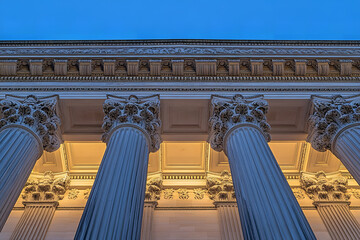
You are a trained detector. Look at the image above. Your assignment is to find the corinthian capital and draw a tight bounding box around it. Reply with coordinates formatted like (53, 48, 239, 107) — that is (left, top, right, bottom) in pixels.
(307, 95, 360, 152)
(102, 95, 162, 152)
(0, 95, 61, 152)
(22, 171, 70, 202)
(300, 171, 350, 202)
(208, 94, 271, 151)
(206, 171, 236, 201)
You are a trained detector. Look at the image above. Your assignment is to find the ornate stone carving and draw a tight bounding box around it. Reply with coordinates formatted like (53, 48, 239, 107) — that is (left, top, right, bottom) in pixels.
(307, 95, 360, 152)
(209, 94, 271, 151)
(300, 171, 350, 202)
(350, 189, 360, 199)
(206, 171, 236, 201)
(163, 189, 174, 200)
(193, 188, 206, 200)
(22, 171, 70, 202)
(177, 189, 190, 200)
(144, 177, 162, 201)
(102, 95, 161, 152)
(292, 188, 306, 200)
(0, 95, 61, 152)
(84, 188, 91, 199)
(68, 189, 80, 200)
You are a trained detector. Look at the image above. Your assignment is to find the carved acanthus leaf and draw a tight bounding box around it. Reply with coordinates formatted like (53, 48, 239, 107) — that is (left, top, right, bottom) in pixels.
(300, 171, 350, 202)
(145, 177, 163, 201)
(177, 189, 190, 200)
(307, 95, 360, 152)
(22, 171, 70, 202)
(206, 170, 236, 201)
(102, 95, 162, 152)
(208, 94, 271, 151)
(0, 95, 62, 152)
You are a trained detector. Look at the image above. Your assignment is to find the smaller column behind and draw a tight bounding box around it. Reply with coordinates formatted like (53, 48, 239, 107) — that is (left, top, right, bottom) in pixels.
(301, 171, 360, 240)
(141, 176, 162, 240)
(207, 171, 243, 240)
(10, 172, 70, 240)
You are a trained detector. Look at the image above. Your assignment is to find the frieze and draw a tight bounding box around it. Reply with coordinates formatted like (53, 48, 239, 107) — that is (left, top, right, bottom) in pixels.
(1, 46, 360, 57)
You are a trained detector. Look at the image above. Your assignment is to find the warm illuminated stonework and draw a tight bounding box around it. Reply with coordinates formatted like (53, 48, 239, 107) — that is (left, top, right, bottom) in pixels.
(1, 40, 360, 240)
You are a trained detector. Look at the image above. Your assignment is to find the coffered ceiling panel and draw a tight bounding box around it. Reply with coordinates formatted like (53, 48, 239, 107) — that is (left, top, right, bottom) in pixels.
(266, 99, 309, 134)
(32, 148, 65, 173)
(65, 142, 105, 173)
(61, 99, 104, 134)
(161, 99, 209, 134)
(161, 141, 206, 174)
(269, 142, 305, 172)
(148, 151, 161, 173)
(305, 149, 342, 173)
(208, 149, 230, 173)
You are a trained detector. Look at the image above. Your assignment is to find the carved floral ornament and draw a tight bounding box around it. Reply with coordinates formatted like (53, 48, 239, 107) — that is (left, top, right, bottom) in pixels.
(206, 170, 236, 201)
(102, 94, 162, 152)
(22, 171, 70, 202)
(208, 94, 271, 152)
(0, 95, 62, 152)
(307, 94, 360, 152)
(300, 171, 350, 202)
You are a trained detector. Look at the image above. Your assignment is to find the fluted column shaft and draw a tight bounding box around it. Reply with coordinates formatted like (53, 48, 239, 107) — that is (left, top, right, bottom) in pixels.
(315, 202, 360, 240)
(0, 127, 42, 230)
(226, 126, 316, 240)
(215, 202, 243, 240)
(75, 127, 150, 240)
(140, 201, 157, 240)
(333, 125, 360, 183)
(10, 202, 57, 240)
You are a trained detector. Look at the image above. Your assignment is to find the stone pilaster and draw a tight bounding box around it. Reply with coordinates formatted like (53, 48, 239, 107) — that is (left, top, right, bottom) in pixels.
(75, 95, 161, 240)
(301, 171, 360, 240)
(209, 94, 315, 240)
(141, 177, 162, 240)
(0, 95, 61, 231)
(207, 171, 242, 240)
(307, 95, 360, 184)
(10, 171, 70, 240)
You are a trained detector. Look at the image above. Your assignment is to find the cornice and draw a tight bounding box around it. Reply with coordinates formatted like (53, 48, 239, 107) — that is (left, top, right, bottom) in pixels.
(0, 40, 360, 58)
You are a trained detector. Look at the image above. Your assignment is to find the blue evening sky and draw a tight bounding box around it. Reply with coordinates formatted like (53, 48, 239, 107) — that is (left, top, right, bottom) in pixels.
(0, 0, 359, 40)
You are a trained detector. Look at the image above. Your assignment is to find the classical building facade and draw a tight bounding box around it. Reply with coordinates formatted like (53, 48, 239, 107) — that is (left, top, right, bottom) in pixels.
(0, 40, 360, 240)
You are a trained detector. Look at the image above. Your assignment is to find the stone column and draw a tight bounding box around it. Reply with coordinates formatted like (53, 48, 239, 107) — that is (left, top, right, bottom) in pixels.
(307, 95, 360, 184)
(75, 95, 161, 240)
(141, 176, 162, 240)
(207, 171, 243, 240)
(10, 171, 70, 240)
(0, 95, 61, 231)
(301, 171, 360, 240)
(208, 94, 315, 240)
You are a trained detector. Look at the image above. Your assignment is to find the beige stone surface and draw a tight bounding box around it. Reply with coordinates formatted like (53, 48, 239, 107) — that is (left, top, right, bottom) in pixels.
(151, 210, 221, 240)
(45, 210, 82, 240)
(0, 211, 23, 240)
(303, 210, 331, 240)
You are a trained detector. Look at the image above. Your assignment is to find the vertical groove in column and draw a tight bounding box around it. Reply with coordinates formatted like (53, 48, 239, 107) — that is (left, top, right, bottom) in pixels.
(334, 126, 360, 184)
(0, 128, 41, 231)
(226, 127, 315, 240)
(75, 127, 149, 240)
(316, 203, 360, 240)
(216, 203, 243, 240)
(10, 203, 56, 240)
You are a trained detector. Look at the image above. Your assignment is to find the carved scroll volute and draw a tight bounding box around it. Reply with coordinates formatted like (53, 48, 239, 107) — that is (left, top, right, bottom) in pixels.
(0, 95, 62, 152)
(208, 94, 271, 152)
(307, 94, 360, 152)
(101, 95, 162, 152)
